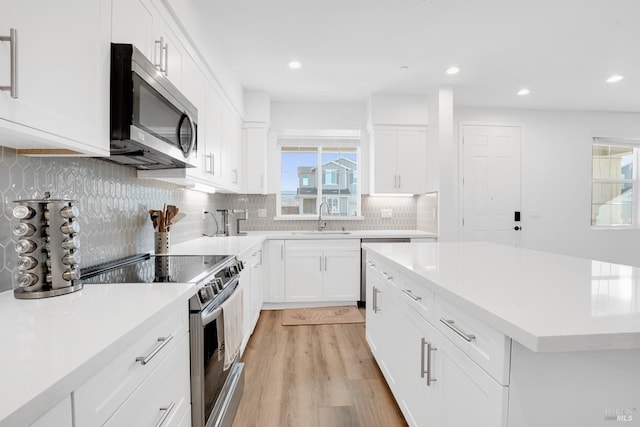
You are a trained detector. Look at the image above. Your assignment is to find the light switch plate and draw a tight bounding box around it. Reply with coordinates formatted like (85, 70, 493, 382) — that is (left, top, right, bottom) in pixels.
(381, 208, 392, 218)
(258, 208, 267, 218)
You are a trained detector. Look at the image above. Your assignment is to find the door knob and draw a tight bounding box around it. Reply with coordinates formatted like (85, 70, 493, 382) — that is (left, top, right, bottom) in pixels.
(514, 226, 522, 231)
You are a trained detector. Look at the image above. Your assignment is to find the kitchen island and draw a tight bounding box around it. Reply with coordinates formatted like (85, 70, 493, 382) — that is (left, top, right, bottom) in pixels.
(362, 241, 640, 427)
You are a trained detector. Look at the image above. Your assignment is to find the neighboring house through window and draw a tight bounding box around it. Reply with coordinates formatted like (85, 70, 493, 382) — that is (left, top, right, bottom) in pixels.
(278, 130, 361, 218)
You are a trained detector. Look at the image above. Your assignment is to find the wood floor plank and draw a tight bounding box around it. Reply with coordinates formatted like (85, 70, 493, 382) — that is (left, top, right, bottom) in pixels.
(233, 309, 407, 427)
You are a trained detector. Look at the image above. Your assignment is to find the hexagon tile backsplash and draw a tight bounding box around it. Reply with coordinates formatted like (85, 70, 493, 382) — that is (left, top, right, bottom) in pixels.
(0, 146, 220, 292)
(0, 146, 435, 293)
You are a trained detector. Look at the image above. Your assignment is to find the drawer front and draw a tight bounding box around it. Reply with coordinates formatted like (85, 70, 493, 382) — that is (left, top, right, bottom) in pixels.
(104, 333, 191, 427)
(398, 275, 435, 324)
(74, 307, 188, 426)
(435, 296, 510, 385)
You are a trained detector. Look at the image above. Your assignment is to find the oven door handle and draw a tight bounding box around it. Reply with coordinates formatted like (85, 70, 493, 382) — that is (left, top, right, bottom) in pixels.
(199, 277, 240, 327)
(201, 305, 222, 327)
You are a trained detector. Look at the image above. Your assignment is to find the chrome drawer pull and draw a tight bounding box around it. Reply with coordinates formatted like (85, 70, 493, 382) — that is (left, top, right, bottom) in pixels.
(155, 401, 175, 427)
(440, 319, 476, 342)
(402, 289, 422, 301)
(135, 335, 174, 365)
(0, 28, 18, 98)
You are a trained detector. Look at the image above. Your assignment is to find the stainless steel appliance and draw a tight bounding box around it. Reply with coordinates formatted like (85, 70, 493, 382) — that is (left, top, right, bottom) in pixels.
(359, 237, 410, 306)
(109, 43, 198, 170)
(81, 253, 245, 427)
(12, 195, 82, 299)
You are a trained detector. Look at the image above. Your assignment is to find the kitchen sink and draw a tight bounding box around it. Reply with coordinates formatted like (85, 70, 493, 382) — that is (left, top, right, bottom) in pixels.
(291, 231, 351, 235)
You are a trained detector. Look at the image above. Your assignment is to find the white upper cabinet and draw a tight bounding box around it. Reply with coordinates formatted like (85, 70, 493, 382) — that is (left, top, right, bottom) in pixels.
(111, 0, 154, 59)
(371, 127, 427, 194)
(243, 125, 268, 194)
(112, 0, 185, 90)
(0, 0, 110, 155)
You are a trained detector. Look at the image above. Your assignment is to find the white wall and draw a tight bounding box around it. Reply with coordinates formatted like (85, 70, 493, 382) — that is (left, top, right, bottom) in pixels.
(267, 102, 369, 194)
(454, 107, 640, 266)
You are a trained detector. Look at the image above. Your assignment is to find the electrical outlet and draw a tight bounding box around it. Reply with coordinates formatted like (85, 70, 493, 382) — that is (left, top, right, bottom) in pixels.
(258, 208, 267, 218)
(381, 208, 392, 218)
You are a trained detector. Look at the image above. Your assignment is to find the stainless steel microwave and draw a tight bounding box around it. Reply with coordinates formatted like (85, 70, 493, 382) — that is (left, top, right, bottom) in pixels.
(108, 43, 197, 169)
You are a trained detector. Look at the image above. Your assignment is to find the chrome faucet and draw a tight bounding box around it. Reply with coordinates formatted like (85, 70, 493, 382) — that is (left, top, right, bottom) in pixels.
(318, 202, 329, 231)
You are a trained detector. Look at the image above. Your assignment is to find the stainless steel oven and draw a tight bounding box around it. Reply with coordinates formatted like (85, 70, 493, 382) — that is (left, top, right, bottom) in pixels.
(81, 253, 245, 427)
(190, 274, 244, 427)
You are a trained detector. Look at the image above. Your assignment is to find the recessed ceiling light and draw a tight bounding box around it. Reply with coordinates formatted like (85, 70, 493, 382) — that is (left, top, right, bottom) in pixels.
(606, 75, 624, 83)
(288, 60, 302, 69)
(446, 66, 460, 75)
(400, 65, 409, 70)
(517, 88, 530, 96)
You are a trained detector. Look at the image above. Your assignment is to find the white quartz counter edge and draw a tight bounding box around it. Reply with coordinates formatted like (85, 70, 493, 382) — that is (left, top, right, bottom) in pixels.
(0, 283, 197, 427)
(362, 242, 640, 353)
(170, 230, 437, 257)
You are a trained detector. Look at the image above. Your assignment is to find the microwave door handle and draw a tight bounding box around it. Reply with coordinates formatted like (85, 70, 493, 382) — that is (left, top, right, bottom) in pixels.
(185, 112, 196, 153)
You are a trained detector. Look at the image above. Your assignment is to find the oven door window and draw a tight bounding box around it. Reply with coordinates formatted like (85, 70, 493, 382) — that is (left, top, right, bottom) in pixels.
(132, 73, 195, 157)
(203, 316, 230, 421)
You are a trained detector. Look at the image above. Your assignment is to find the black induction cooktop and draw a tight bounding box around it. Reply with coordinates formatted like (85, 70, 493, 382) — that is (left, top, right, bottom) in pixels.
(81, 253, 234, 284)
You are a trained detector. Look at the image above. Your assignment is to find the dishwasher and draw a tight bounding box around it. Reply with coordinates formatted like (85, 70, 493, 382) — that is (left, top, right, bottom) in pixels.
(359, 238, 410, 307)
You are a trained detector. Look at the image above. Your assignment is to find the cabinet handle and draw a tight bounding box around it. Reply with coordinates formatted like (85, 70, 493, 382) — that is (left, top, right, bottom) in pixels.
(154, 401, 176, 427)
(0, 28, 18, 98)
(319, 256, 322, 271)
(426, 341, 437, 386)
(324, 256, 327, 271)
(163, 42, 169, 76)
(383, 272, 393, 280)
(398, 175, 401, 189)
(372, 287, 380, 313)
(420, 337, 428, 378)
(393, 175, 397, 188)
(402, 288, 422, 301)
(440, 318, 476, 342)
(135, 335, 174, 365)
(154, 37, 163, 70)
(211, 153, 215, 176)
(233, 169, 238, 184)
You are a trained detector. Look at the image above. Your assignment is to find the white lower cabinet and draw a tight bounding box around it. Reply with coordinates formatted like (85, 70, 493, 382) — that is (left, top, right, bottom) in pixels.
(31, 395, 72, 427)
(367, 254, 508, 427)
(103, 333, 190, 427)
(365, 261, 402, 389)
(239, 243, 264, 354)
(284, 239, 360, 303)
(74, 302, 190, 427)
(264, 240, 285, 303)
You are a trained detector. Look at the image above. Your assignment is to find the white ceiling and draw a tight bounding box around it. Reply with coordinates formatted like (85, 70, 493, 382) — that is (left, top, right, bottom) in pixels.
(176, 0, 640, 112)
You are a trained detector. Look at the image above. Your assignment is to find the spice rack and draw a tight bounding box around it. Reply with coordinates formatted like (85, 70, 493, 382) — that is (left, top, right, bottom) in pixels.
(12, 194, 82, 299)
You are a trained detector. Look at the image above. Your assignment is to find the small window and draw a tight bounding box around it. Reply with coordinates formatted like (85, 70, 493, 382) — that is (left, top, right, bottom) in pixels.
(278, 131, 361, 218)
(591, 139, 637, 227)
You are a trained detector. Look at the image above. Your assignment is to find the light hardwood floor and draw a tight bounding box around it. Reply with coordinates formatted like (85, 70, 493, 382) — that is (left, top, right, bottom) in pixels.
(232, 309, 408, 427)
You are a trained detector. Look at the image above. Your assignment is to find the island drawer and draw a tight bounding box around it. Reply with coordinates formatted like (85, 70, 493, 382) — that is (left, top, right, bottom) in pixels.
(73, 307, 188, 426)
(398, 274, 435, 323)
(435, 296, 511, 385)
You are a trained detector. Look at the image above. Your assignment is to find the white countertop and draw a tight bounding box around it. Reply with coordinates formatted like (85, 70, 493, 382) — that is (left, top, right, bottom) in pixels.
(0, 283, 196, 426)
(170, 230, 436, 257)
(363, 241, 640, 353)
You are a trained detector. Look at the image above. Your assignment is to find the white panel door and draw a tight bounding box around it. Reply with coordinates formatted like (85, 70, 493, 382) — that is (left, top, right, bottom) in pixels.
(396, 130, 427, 194)
(435, 330, 508, 427)
(372, 129, 398, 193)
(462, 125, 521, 246)
(284, 250, 323, 302)
(323, 249, 360, 300)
